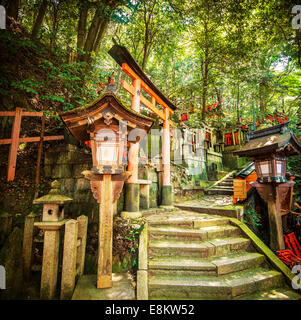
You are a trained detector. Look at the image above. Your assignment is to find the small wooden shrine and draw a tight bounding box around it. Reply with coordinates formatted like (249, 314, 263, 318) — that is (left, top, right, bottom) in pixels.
(234, 122, 301, 250)
(233, 162, 257, 204)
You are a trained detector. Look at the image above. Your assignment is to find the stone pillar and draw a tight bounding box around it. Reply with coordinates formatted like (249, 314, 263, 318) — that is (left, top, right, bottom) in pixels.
(161, 107, 172, 206)
(34, 221, 65, 300)
(123, 78, 141, 218)
(22, 212, 35, 281)
(140, 184, 150, 210)
(41, 229, 60, 299)
(76, 215, 88, 276)
(137, 223, 148, 300)
(61, 219, 78, 300)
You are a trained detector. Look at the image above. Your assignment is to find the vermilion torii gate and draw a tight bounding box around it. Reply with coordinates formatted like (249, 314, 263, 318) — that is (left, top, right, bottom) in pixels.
(109, 45, 176, 216)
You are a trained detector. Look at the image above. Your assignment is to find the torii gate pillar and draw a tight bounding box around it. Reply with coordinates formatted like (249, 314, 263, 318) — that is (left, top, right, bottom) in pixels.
(161, 107, 172, 206)
(122, 79, 142, 218)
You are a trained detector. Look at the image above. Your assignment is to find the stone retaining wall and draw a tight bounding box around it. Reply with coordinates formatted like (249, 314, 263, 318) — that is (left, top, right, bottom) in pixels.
(43, 144, 99, 221)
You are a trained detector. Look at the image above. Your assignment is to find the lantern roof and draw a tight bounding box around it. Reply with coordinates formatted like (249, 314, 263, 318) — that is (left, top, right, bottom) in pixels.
(234, 122, 301, 157)
(33, 180, 73, 205)
(60, 92, 154, 142)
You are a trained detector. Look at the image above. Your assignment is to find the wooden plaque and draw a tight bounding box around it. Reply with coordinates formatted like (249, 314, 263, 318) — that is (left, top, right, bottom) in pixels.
(233, 179, 247, 199)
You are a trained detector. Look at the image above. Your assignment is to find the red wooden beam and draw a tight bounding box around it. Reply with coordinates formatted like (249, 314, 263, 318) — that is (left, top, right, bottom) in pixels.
(0, 108, 64, 181)
(0, 136, 64, 144)
(0, 111, 44, 117)
(7, 107, 22, 181)
(122, 63, 174, 116)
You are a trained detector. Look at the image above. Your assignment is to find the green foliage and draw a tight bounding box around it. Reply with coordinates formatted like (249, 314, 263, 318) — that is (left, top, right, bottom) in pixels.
(125, 223, 144, 254)
(0, 0, 300, 135)
(181, 177, 189, 184)
(243, 209, 262, 228)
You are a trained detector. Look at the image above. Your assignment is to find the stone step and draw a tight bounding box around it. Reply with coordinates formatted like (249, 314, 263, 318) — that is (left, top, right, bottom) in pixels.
(148, 268, 284, 300)
(148, 252, 266, 277)
(149, 216, 229, 229)
(240, 288, 301, 300)
(212, 186, 234, 190)
(149, 225, 241, 241)
(207, 189, 233, 195)
(148, 237, 252, 259)
(219, 182, 233, 187)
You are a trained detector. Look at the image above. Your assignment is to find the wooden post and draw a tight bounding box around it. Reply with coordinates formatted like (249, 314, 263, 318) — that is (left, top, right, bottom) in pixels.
(23, 212, 35, 281)
(232, 129, 236, 146)
(34, 114, 45, 198)
(127, 78, 141, 184)
(7, 107, 22, 181)
(163, 107, 171, 186)
(97, 174, 113, 288)
(61, 219, 78, 300)
(161, 107, 172, 206)
(40, 229, 60, 299)
(267, 184, 285, 250)
(124, 78, 141, 215)
(76, 215, 88, 276)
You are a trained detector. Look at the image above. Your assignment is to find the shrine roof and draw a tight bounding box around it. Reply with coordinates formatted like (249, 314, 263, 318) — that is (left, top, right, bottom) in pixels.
(108, 44, 176, 111)
(60, 92, 154, 142)
(234, 122, 301, 157)
(236, 162, 255, 179)
(60, 91, 152, 120)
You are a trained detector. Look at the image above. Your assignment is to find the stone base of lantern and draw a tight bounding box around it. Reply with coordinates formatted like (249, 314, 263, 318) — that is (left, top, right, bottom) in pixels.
(120, 211, 142, 219)
(124, 182, 140, 212)
(161, 185, 173, 206)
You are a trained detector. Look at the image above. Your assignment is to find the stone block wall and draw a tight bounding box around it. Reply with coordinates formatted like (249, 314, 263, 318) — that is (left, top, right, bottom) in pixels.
(43, 143, 99, 222)
(43, 144, 162, 221)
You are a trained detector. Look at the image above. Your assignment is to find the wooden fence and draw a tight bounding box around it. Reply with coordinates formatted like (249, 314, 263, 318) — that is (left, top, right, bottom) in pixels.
(0, 108, 64, 181)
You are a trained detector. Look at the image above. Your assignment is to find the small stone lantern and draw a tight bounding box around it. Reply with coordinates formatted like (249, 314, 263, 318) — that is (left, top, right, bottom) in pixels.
(33, 180, 72, 222)
(33, 180, 72, 300)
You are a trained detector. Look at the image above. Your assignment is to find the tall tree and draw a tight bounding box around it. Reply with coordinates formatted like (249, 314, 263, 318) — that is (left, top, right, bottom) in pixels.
(7, 0, 20, 20)
(31, 0, 49, 39)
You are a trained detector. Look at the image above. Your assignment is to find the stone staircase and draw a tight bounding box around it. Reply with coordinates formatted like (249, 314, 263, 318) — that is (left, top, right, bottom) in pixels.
(145, 211, 301, 300)
(206, 172, 235, 196)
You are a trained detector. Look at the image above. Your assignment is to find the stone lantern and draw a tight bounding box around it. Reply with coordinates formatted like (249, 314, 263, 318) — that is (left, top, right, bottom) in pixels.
(234, 122, 301, 250)
(33, 180, 72, 300)
(60, 92, 153, 289)
(33, 180, 72, 222)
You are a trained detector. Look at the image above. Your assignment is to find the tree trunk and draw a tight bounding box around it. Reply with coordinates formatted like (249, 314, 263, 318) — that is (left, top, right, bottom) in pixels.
(77, 1, 88, 53)
(31, 0, 48, 39)
(93, 20, 108, 55)
(259, 81, 266, 114)
(201, 19, 209, 121)
(81, 9, 102, 62)
(141, 23, 149, 71)
(50, 4, 59, 51)
(236, 84, 240, 122)
(201, 63, 208, 121)
(7, 0, 19, 20)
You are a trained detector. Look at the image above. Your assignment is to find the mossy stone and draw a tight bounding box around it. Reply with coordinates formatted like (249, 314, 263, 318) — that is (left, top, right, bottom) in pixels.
(161, 185, 173, 206)
(124, 183, 139, 212)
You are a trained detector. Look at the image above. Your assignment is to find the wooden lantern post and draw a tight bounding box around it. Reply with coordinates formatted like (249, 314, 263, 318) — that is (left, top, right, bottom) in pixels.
(234, 122, 301, 251)
(61, 93, 153, 288)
